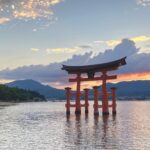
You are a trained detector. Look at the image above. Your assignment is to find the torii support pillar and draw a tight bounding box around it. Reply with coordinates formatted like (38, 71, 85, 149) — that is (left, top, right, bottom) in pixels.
(111, 87, 117, 115)
(93, 86, 99, 116)
(102, 71, 109, 115)
(75, 73, 81, 115)
(65, 87, 71, 115)
(84, 88, 89, 114)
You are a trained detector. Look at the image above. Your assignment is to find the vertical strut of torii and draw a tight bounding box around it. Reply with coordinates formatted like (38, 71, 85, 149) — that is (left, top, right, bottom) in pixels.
(62, 57, 127, 115)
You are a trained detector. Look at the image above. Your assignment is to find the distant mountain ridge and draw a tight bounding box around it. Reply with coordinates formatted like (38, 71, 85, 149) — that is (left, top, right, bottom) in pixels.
(6, 79, 65, 100)
(6, 79, 150, 100)
(107, 80, 150, 99)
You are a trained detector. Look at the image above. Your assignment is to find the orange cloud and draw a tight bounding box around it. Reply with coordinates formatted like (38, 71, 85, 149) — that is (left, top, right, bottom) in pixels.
(0, 0, 62, 21)
(0, 17, 10, 24)
(95, 35, 150, 47)
(116, 72, 150, 83)
(46, 47, 80, 54)
(0, 79, 14, 84)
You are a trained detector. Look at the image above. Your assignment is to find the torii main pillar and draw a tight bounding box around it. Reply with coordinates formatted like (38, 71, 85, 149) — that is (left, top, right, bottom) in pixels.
(75, 73, 81, 114)
(102, 71, 109, 115)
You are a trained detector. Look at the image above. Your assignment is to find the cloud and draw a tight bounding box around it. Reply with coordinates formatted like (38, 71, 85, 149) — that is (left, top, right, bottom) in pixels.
(77, 45, 93, 49)
(0, 39, 149, 87)
(106, 40, 121, 47)
(46, 47, 80, 54)
(0, 0, 63, 27)
(144, 44, 150, 48)
(95, 35, 150, 47)
(31, 48, 40, 52)
(137, 0, 150, 6)
(0, 17, 10, 24)
(131, 35, 150, 42)
(46, 45, 92, 54)
(117, 72, 150, 83)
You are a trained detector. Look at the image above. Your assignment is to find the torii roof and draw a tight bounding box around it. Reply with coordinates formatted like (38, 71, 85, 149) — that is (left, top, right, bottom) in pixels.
(62, 57, 127, 74)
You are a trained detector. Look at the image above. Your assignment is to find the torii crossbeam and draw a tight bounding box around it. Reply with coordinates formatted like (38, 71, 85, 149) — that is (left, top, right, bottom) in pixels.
(62, 57, 127, 115)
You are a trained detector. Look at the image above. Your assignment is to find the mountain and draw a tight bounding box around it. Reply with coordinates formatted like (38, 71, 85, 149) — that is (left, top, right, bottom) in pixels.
(0, 84, 46, 102)
(107, 80, 150, 99)
(6, 79, 65, 100)
(6, 79, 150, 100)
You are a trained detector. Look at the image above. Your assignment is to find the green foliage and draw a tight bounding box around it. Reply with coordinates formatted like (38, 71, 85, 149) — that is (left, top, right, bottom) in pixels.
(0, 85, 46, 102)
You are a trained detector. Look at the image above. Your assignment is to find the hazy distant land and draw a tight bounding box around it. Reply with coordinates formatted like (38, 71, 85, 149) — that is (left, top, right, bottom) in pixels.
(0, 79, 149, 102)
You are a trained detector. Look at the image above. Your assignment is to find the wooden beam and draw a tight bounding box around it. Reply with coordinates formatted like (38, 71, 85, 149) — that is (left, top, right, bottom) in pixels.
(69, 75, 117, 82)
(109, 104, 113, 107)
(70, 104, 76, 107)
(98, 105, 102, 108)
(71, 91, 84, 96)
(66, 104, 86, 107)
(81, 104, 86, 107)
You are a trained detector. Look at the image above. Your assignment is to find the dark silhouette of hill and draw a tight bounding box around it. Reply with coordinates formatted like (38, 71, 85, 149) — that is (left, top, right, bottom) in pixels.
(0, 84, 46, 102)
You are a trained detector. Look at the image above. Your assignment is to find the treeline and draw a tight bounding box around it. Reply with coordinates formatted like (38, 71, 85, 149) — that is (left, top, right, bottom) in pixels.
(0, 85, 46, 102)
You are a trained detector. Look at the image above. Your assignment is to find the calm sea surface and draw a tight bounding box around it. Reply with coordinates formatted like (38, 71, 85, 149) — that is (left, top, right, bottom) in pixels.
(0, 101, 150, 150)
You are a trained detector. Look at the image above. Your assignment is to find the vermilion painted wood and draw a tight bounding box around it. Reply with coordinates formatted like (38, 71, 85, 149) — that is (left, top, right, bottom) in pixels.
(63, 57, 127, 115)
(101, 71, 109, 115)
(84, 88, 89, 113)
(62, 57, 126, 73)
(111, 87, 117, 114)
(93, 86, 99, 115)
(65, 87, 71, 115)
(69, 75, 117, 82)
(75, 73, 81, 114)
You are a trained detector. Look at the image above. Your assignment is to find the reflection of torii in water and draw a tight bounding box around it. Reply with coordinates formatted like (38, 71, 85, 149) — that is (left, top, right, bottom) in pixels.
(62, 57, 127, 116)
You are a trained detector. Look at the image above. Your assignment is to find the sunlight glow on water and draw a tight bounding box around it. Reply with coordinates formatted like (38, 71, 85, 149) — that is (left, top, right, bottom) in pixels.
(0, 101, 150, 150)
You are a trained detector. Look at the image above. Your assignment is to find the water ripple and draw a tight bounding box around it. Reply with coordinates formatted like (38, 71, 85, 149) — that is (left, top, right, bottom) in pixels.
(0, 101, 150, 150)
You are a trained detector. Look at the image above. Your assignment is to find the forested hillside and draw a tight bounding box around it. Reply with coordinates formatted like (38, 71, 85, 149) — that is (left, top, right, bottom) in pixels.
(0, 85, 46, 102)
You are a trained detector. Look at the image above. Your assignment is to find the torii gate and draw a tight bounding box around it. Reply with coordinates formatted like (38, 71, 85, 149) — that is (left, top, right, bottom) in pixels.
(62, 57, 127, 115)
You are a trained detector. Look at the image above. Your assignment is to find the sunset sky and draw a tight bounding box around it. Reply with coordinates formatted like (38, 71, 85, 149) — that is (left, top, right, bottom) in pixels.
(0, 0, 150, 89)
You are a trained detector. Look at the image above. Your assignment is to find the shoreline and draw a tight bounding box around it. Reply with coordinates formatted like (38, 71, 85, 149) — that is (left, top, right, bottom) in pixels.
(0, 102, 16, 107)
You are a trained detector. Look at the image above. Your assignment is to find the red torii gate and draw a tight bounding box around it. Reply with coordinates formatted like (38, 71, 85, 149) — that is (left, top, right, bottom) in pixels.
(62, 57, 127, 115)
